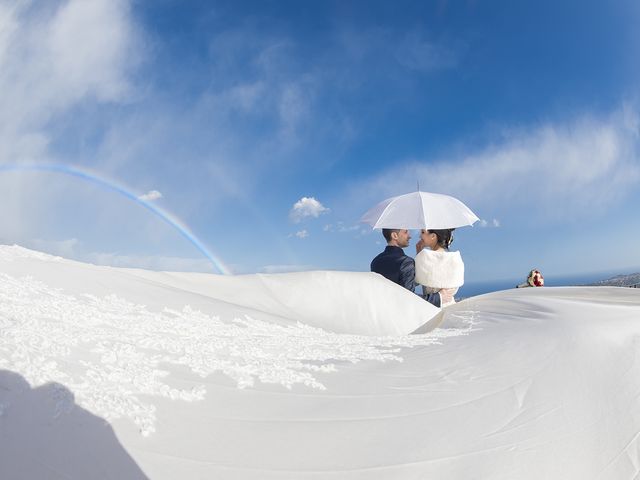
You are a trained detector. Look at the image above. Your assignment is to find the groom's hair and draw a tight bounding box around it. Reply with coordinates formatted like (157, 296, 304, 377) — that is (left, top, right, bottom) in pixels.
(382, 228, 401, 242)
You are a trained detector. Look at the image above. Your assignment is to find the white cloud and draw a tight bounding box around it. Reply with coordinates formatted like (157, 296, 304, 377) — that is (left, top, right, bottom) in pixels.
(139, 190, 163, 202)
(289, 197, 330, 223)
(0, 0, 141, 162)
(261, 264, 314, 273)
(334, 26, 459, 76)
(338, 224, 360, 233)
(0, 0, 141, 229)
(278, 83, 311, 146)
(351, 107, 640, 225)
(206, 31, 316, 152)
(46, 0, 137, 102)
(84, 252, 215, 273)
(7, 239, 214, 273)
(25, 237, 80, 258)
(295, 229, 309, 239)
(0, 0, 150, 253)
(478, 218, 501, 228)
(322, 222, 371, 236)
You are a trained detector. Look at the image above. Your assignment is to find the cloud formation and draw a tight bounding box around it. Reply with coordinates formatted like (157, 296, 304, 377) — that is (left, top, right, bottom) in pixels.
(139, 190, 163, 202)
(0, 0, 140, 163)
(289, 197, 330, 223)
(261, 264, 315, 273)
(323, 222, 368, 234)
(14, 237, 215, 272)
(352, 107, 640, 226)
(0, 0, 144, 250)
(26, 237, 80, 259)
(479, 219, 501, 228)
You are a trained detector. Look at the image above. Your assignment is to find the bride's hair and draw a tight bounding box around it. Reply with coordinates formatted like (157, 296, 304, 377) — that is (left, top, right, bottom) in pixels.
(428, 229, 455, 249)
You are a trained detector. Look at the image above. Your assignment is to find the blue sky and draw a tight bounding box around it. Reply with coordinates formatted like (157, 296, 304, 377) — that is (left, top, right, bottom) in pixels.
(1, 0, 640, 283)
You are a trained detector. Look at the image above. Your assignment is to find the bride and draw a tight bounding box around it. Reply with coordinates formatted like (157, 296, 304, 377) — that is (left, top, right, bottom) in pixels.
(415, 229, 464, 308)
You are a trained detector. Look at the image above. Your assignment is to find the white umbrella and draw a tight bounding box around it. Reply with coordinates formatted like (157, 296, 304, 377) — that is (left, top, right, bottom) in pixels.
(360, 190, 479, 230)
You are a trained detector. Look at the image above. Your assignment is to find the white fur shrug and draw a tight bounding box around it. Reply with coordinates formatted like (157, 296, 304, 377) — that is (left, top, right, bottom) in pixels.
(415, 249, 465, 288)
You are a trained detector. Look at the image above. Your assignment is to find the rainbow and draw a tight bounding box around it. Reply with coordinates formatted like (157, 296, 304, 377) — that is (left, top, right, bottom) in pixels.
(0, 163, 232, 275)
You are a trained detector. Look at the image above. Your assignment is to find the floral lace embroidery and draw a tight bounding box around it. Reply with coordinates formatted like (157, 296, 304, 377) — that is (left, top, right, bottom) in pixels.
(0, 272, 476, 436)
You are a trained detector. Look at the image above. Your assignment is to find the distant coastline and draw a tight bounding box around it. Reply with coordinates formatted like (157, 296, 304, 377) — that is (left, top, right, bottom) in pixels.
(585, 272, 640, 288)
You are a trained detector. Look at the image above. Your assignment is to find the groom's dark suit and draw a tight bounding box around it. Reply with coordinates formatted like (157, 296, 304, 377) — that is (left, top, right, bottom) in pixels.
(370, 246, 417, 292)
(370, 246, 441, 307)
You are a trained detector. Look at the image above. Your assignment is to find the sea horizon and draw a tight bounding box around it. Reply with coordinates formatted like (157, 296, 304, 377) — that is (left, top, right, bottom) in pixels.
(458, 267, 640, 298)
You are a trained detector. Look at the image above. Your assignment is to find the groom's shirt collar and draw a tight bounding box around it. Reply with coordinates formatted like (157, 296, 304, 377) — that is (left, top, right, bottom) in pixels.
(384, 245, 406, 255)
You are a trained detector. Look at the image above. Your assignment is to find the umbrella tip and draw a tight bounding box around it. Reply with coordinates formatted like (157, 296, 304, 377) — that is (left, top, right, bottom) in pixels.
(416, 180, 420, 192)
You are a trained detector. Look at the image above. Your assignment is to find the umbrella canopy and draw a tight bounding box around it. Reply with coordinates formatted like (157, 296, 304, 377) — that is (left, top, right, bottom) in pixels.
(360, 191, 479, 230)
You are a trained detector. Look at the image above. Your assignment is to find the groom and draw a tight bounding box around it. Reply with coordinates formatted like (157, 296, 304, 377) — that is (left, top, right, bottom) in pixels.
(370, 228, 418, 293)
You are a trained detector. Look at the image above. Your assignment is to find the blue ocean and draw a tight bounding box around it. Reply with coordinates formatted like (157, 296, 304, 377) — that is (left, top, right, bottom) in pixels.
(457, 269, 639, 299)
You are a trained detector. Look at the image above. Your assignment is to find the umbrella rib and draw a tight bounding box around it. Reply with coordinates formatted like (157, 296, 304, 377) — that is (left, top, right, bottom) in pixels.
(375, 202, 392, 229)
(419, 193, 426, 230)
(374, 199, 396, 229)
